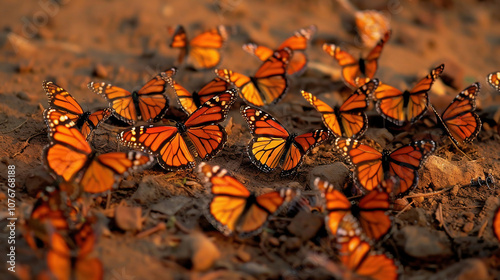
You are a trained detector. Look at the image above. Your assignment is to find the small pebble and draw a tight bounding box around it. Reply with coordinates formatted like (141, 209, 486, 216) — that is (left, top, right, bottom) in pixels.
(462, 222, 474, 233)
(236, 250, 251, 263)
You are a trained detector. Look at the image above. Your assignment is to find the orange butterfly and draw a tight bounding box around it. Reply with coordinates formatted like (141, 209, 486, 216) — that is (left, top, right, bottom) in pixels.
(173, 77, 231, 115)
(88, 69, 175, 124)
(169, 25, 228, 70)
(335, 138, 436, 196)
(240, 105, 330, 176)
(373, 64, 444, 126)
(198, 162, 300, 238)
(494, 206, 500, 242)
(323, 31, 390, 88)
(431, 83, 482, 146)
(314, 178, 391, 242)
(355, 10, 391, 48)
(337, 236, 399, 280)
(487, 71, 500, 92)
(43, 116, 154, 194)
(216, 48, 292, 107)
(302, 79, 379, 139)
(119, 90, 237, 170)
(45, 221, 103, 280)
(242, 25, 316, 76)
(43, 81, 112, 141)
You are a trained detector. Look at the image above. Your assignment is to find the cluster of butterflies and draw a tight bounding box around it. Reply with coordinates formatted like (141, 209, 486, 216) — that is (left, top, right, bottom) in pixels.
(27, 23, 500, 280)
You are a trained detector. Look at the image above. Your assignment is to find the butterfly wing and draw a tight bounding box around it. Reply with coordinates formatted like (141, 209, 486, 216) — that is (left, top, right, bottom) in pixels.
(241, 105, 290, 172)
(184, 89, 237, 128)
(314, 178, 352, 237)
(337, 79, 378, 138)
(169, 25, 188, 64)
(277, 25, 316, 75)
(323, 44, 360, 88)
(242, 43, 274, 61)
(281, 129, 330, 176)
(494, 206, 500, 242)
(301, 90, 341, 136)
(196, 77, 232, 105)
(135, 70, 173, 122)
(335, 138, 384, 192)
(119, 125, 195, 170)
(46, 232, 72, 280)
(439, 83, 481, 145)
(88, 82, 136, 124)
(173, 81, 198, 115)
(373, 83, 405, 126)
(43, 81, 84, 119)
(357, 190, 391, 241)
(405, 64, 444, 123)
(188, 25, 228, 70)
(388, 140, 436, 195)
(487, 71, 500, 92)
(80, 108, 112, 141)
(363, 31, 390, 79)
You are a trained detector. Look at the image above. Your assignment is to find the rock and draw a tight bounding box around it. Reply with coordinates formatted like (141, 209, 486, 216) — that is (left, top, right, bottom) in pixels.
(287, 211, 324, 241)
(93, 63, 109, 78)
(132, 175, 171, 204)
(462, 222, 474, 233)
(16, 91, 31, 101)
(284, 236, 302, 251)
(175, 232, 220, 271)
(115, 203, 142, 232)
(399, 207, 428, 227)
(238, 262, 273, 278)
(397, 226, 453, 260)
(428, 259, 490, 280)
(268, 237, 280, 247)
(151, 196, 190, 216)
(309, 162, 350, 190)
(235, 249, 251, 262)
(364, 128, 394, 148)
(421, 156, 483, 190)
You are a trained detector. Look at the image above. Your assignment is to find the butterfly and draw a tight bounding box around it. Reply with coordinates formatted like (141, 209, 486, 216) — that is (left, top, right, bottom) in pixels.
(45, 221, 103, 280)
(240, 105, 331, 176)
(314, 178, 391, 242)
(242, 25, 316, 76)
(322, 31, 390, 88)
(355, 10, 391, 48)
(301, 79, 379, 139)
(173, 77, 231, 115)
(169, 25, 228, 70)
(335, 138, 436, 196)
(215, 48, 292, 107)
(88, 69, 175, 124)
(43, 81, 112, 141)
(198, 162, 300, 238)
(373, 64, 444, 126)
(487, 71, 500, 92)
(119, 90, 237, 170)
(43, 116, 154, 194)
(337, 236, 399, 280)
(494, 206, 500, 242)
(430, 83, 482, 146)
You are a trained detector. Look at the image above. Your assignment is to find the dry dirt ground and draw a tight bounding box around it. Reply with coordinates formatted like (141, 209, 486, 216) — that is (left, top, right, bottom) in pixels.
(1, 0, 500, 279)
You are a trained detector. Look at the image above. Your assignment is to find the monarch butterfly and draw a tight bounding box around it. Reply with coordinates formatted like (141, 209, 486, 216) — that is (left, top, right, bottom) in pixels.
(314, 178, 391, 242)
(494, 206, 500, 242)
(198, 162, 300, 238)
(301, 79, 379, 139)
(173, 77, 231, 115)
(242, 25, 316, 76)
(373, 64, 444, 126)
(335, 138, 436, 196)
(119, 90, 237, 170)
(43, 116, 154, 194)
(355, 10, 391, 48)
(215, 48, 292, 107)
(487, 71, 500, 92)
(169, 25, 228, 70)
(322, 31, 390, 89)
(430, 83, 482, 146)
(43, 81, 112, 141)
(241, 105, 331, 176)
(337, 236, 399, 280)
(88, 69, 175, 124)
(45, 221, 103, 280)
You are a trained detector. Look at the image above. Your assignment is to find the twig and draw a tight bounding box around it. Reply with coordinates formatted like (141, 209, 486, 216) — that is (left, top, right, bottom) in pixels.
(174, 219, 191, 234)
(435, 203, 455, 239)
(449, 137, 472, 161)
(395, 200, 415, 218)
(12, 131, 45, 158)
(1, 118, 28, 134)
(403, 185, 454, 199)
(477, 220, 488, 238)
(136, 222, 166, 238)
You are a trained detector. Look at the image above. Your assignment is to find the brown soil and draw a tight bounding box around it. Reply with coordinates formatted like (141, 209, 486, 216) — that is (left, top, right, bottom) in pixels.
(1, 0, 500, 279)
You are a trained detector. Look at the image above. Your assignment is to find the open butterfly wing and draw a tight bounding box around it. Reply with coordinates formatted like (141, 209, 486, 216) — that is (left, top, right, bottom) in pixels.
(198, 163, 251, 235)
(43, 81, 84, 117)
(281, 130, 330, 176)
(196, 77, 231, 105)
(278, 25, 316, 75)
(173, 81, 197, 115)
(43, 121, 92, 182)
(388, 140, 436, 195)
(80, 108, 112, 141)
(323, 43, 360, 88)
(119, 125, 195, 170)
(373, 83, 405, 125)
(215, 68, 264, 105)
(440, 83, 481, 144)
(301, 90, 342, 137)
(169, 25, 188, 49)
(186, 125, 227, 160)
(242, 43, 274, 61)
(88, 82, 136, 124)
(363, 31, 390, 79)
(241, 105, 290, 172)
(357, 190, 391, 241)
(135, 71, 173, 122)
(406, 64, 444, 123)
(79, 151, 153, 194)
(494, 206, 500, 242)
(184, 89, 237, 128)
(487, 71, 500, 92)
(315, 178, 351, 236)
(335, 138, 384, 192)
(187, 25, 228, 69)
(46, 232, 72, 280)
